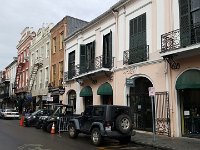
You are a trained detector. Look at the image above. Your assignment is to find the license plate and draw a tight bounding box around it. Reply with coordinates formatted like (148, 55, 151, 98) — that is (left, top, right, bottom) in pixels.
(105, 126, 111, 131)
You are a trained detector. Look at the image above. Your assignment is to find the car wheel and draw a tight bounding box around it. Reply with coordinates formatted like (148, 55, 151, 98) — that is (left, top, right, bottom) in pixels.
(115, 114, 132, 134)
(47, 123, 53, 133)
(68, 123, 78, 138)
(91, 128, 102, 146)
(118, 136, 131, 144)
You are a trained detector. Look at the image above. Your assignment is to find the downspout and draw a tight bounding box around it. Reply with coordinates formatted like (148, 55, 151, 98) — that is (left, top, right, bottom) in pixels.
(112, 9, 119, 105)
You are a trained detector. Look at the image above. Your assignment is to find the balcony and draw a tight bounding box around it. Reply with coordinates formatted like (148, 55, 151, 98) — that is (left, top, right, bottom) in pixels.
(161, 22, 200, 57)
(123, 45, 149, 65)
(64, 55, 114, 81)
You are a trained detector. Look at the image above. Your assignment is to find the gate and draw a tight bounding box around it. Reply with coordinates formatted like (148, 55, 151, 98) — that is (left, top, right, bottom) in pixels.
(58, 117, 69, 135)
(155, 92, 170, 136)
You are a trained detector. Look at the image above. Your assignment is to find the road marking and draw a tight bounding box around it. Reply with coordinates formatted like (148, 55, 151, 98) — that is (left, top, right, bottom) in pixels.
(17, 144, 51, 150)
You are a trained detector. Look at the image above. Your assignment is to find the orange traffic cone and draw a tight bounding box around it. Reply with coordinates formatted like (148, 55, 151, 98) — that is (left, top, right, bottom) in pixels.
(51, 122, 55, 134)
(19, 116, 24, 126)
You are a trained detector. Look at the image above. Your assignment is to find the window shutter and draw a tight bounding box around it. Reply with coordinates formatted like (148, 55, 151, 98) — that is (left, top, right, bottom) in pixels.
(179, 0, 191, 47)
(80, 44, 86, 73)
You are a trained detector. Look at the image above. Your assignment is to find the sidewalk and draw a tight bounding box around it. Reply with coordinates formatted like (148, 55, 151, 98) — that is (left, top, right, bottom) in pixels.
(132, 131, 200, 150)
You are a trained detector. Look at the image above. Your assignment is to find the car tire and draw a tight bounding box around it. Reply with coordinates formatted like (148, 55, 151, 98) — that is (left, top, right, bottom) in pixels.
(115, 114, 132, 134)
(91, 128, 102, 146)
(47, 123, 53, 133)
(68, 123, 78, 138)
(118, 136, 131, 144)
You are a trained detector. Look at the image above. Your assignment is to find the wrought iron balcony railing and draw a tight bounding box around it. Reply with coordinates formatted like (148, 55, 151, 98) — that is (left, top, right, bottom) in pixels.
(64, 55, 114, 81)
(161, 22, 200, 53)
(123, 45, 149, 65)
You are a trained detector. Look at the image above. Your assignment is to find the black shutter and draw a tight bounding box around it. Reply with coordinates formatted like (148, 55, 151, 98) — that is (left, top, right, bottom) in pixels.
(108, 30, 112, 68)
(91, 41, 95, 70)
(80, 44, 86, 73)
(179, 0, 191, 47)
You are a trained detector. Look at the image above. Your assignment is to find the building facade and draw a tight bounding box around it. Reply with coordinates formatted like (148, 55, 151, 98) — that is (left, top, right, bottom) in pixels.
(160, 0, 200, 138)
(15, 27, 36, 112)
(49, 16, 88, 103)
(3, 57, 18, 108)
(29, 23, 53, 109)
(0, 70, 10, 108)
(63, 0, 177, 136)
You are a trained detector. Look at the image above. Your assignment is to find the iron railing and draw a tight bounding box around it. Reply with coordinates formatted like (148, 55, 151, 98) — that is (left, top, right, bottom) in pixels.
(161, 22, 200, 53)
(123, 45, 149, 65)
(64, 55, 114, 81)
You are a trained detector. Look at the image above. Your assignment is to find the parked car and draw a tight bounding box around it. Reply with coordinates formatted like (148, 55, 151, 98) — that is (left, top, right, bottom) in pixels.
(24, 109, 54, 127)
(1, 108, 20, 119)
(42, 104, 77, 133)
(68, 105, 135, 146)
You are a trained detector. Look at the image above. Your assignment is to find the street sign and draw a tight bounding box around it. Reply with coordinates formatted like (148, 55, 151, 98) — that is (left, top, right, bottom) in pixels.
(126, 78, 134, 87)
(148, 87, 155, 96)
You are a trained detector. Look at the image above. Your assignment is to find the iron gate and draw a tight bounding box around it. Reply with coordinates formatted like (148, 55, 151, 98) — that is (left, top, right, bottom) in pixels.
(129, 91, 170, 136)
(155, 92, 170, 136)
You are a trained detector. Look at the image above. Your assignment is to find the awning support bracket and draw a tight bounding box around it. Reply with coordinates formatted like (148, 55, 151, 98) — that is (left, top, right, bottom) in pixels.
(165, 55, 180, 70)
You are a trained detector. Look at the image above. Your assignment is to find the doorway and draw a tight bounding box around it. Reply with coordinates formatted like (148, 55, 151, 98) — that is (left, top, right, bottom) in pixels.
(129, 77, 153, 132)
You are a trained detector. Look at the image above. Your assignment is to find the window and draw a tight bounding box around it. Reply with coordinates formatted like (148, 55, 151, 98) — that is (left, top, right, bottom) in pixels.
(93, 107, 104, 117)
(45, 67, 49, 87)
(179, 0, 200, 46)
(46, 42, 50, 58)
(59, 61, 63, 86)
(129, 13, 147, 64)
(80, 41, 95, 73)
(68, 51, 75, 79)
(59, 32, 64, 50)
(39, 70, 43, 88)
(52, 64, 56, 86)
(53, 37, 56, 53)
(103, 31, 112, 68)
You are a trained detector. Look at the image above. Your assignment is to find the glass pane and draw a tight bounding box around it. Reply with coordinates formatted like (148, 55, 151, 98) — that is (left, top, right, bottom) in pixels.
(192, 10, 200, 24)
(191, 0, 200, 11)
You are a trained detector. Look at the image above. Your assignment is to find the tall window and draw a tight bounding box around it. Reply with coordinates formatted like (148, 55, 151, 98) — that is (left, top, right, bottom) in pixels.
(103, 31, 112, 68)
(59, 32, 64, 50)
(59, 61, 63, 86)
(26, 69, 28, 86)
(46, 42, 50, 58)
(39, 69, 42, 88)
(80, 41, 95, 73)
(68, 51, 75, 79)
(179, 0, 200, 45)
(53, 37, 56, 53)
(129, 13, 147, 64)
(45, 67, 49, 87)
(52, 64, 56, 86)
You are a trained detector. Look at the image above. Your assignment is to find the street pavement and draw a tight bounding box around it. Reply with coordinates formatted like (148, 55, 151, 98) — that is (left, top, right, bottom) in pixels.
(0, 119, 159, 150)
(132, 131, 200, 150)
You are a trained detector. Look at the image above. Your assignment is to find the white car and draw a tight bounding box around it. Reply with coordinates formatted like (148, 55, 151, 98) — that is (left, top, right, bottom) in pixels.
(1, 109, 20, 119)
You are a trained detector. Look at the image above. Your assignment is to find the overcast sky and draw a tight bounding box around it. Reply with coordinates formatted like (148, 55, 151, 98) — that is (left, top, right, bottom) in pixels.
(0, 0, 119, 70)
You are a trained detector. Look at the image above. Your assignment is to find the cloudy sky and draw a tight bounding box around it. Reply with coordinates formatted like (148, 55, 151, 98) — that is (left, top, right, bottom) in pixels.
(0, 0, 119, 70)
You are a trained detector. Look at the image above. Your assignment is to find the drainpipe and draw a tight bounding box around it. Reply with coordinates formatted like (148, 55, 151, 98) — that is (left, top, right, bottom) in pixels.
(112, 9, 119, 105)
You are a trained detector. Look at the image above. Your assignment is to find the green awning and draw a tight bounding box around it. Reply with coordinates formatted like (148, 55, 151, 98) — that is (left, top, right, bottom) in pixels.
(80, 86, 93, 97)
(176, 69, 200, 89)
(97, 82, 113, 95)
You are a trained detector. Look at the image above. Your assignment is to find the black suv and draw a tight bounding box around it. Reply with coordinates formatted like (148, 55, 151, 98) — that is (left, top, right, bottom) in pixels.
(68, 105, 135, 146)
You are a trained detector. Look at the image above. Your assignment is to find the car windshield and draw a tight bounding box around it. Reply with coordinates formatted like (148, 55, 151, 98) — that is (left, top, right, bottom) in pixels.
(5, 109, 17, 112)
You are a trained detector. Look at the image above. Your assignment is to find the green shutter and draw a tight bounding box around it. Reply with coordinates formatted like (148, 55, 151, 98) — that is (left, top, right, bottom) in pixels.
(80, 44, 86, 73)
(179, 0, 191, 47)
(129, 13, 146, 64)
